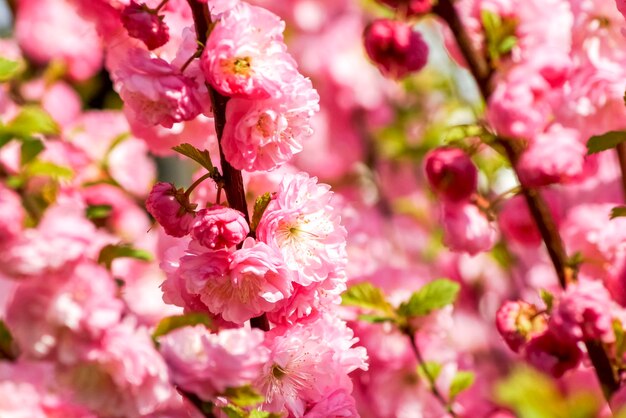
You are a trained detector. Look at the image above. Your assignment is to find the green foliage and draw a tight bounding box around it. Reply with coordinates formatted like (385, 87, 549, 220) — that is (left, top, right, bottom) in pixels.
(152, 313, 214, 340)
(417, 361, 442, 384)
(495, 367, 600, 418)
(540, 289, 554, 312)
(481, 10, 518, 65)
(20, 138, 45, 166)
(97, 243, 153, 270)
(614, 320, 626, 365)
(397, 279, 460, 317)
(24, 161, 74, 179)
(586, 131, 626, 155)
(449, 371, 475, 400)
(223, 386, 265, 408)
(86, 204, 114, 220)
(250, 192, 272, 232)
(6, 106, 60, 139)
(172, 143, 214, 171)
(342, 282, 395, 318)
(0, 57, 23, 82)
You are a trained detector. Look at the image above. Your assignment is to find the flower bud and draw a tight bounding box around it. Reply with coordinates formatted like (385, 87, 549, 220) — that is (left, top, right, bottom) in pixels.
(377, 0, 433, 16)
(424, 147, 477, 202)
(523, 330, 582, 378)
(121, 1, 170, 50)
(145, 182, 195, 237)
(495, 300, 547, 353)
(363, 19, 428, 79)
(441, 202, 496, 255)
(191, 205, 250, 249)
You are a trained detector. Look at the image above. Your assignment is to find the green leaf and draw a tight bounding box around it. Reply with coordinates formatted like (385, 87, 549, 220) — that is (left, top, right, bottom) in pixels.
(357, 314, 396, 323)
(0, 58, 22, 82)
(152, 313, 213, 339)
(397, 279, 460, 317)
(7, 106, 59, 138)
(614, 320, 626, 362)
(86, 204, 113, 220)
(540, 289, 554, 312)
(172, 143, 214, 171)
(250, 192, 271, 232)
(223, 386, 264, 408)
(221, 405, 246, 418)
(249, 411, 281, 418)
(25, 161, 74, 179)
(417, 361, 442, 384)
(97, 243, 153, 270)
(498, 35, 517, 54)
(342, 282, 395, 317)
(586, 131, 626, 155)
(20, 139, 44, 166)
(0, 320, 16, 359)
(449, 371, 475, 400)
(611, 206, 626, 219)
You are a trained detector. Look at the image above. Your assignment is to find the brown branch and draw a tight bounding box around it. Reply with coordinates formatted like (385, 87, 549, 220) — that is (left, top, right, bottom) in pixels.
(186, 0, 269, 332)
(433, 0, 619, 401)
(616, 143, 626, 200)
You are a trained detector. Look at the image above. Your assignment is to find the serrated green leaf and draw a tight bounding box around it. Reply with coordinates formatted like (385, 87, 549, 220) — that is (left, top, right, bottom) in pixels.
(86, 204, 113, 220)
(172, 143, 214, 171)
(20, 139, 44, 166)
(586, 131, 626, 155)
(397, 279, 460, 317)
(97, 243, 153, 270)
(0, 58, 22, 82)
(8, 106, 59, 138)
(449, 371, 475, 400)
(25, 161, 74, 179)
(540, 289, 554, 312)
(224, 386, 264, 408)
(611, 206, 626, 219)
(152, 313, 213, 339)
(417, 361, 442, 384)
(250, 192, 271, 232)
(342, 282, 395, 317)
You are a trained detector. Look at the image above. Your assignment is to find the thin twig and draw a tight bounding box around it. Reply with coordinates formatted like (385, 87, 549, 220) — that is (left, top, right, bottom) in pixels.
(616, 143, 626, 200)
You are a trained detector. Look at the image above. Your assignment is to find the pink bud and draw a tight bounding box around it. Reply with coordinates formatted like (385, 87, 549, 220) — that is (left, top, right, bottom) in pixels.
(145, 182, 195, 237)
(363, 19, 428, 79)
(377, 0, 433, 16)
(191, 205, 250, 249)
(523, 331, 582, 378)
(424, 147, 477, 202)
(495, 300, 547, 353)
(441, 202, 496, 255)
(121, 2, 170, 50)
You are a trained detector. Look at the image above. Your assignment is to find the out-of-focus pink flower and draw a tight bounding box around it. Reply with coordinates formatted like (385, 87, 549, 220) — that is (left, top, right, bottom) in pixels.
(495, 300, 547, 353)
(117, 49, 202, 128)
(159, 325, 269, 399)
(121, 1, 170, 50)
(181, 238, 293, 323)
(0, 184, 23, 246)
(303, 389, 359, 417)
(5, 261, 123, 360)
(499, 194, 561, 247)
(256, 172, 347, 286)
(550, 280, 615, 344)
(363, 19, 428, 79)
(201, 2, 297, 99)
(517, 124, 587, 187)
(191, 205, 249, 249)
(256, 314, 367, 416)
(523, 330, 582, 378)
(223, 73, 320, 171)
(146, 182, 196, 237)
(441, 202, 497, 255)
(15, 0, 103, 80)
(423, 147, 477, 202)
(377, 0, 433, 15)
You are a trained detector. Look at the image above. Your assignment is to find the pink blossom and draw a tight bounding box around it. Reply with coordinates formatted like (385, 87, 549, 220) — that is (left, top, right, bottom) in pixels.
(117, 48, 202, 128)
(181, 238, 293, 323)
(303, 389, 359, 417)
(15, 0, 103, 80)
(201, 2, 297, 99)
(499, 194, 561, 247)
(5, 261, 123, 360)
(441, 202, 497, 255)
(191, 205, 249, 249)
(222, 73, 320, 171)
(256, 172, 347, 286)
(377, 0, 433, 15)
(256, 314, 368, 416)
(523, 330, 582, 378)
(363, 19, 429, 79)
(121, 1, 170, 50)
(159, 325, 269, 399)
(146, 182, 196, 238)
(517, 124, 587, 187)
(0, 184, 23, 246)
(549, 280, 615, 343)
(108, 137, 157, 197)
(495, 300, 547, 353)
(423, 147, 478, 203)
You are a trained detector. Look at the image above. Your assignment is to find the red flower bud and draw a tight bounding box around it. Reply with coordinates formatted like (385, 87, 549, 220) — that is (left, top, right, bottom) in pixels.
(424, 147, 477, 202)
(121, 2, 170, 50)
